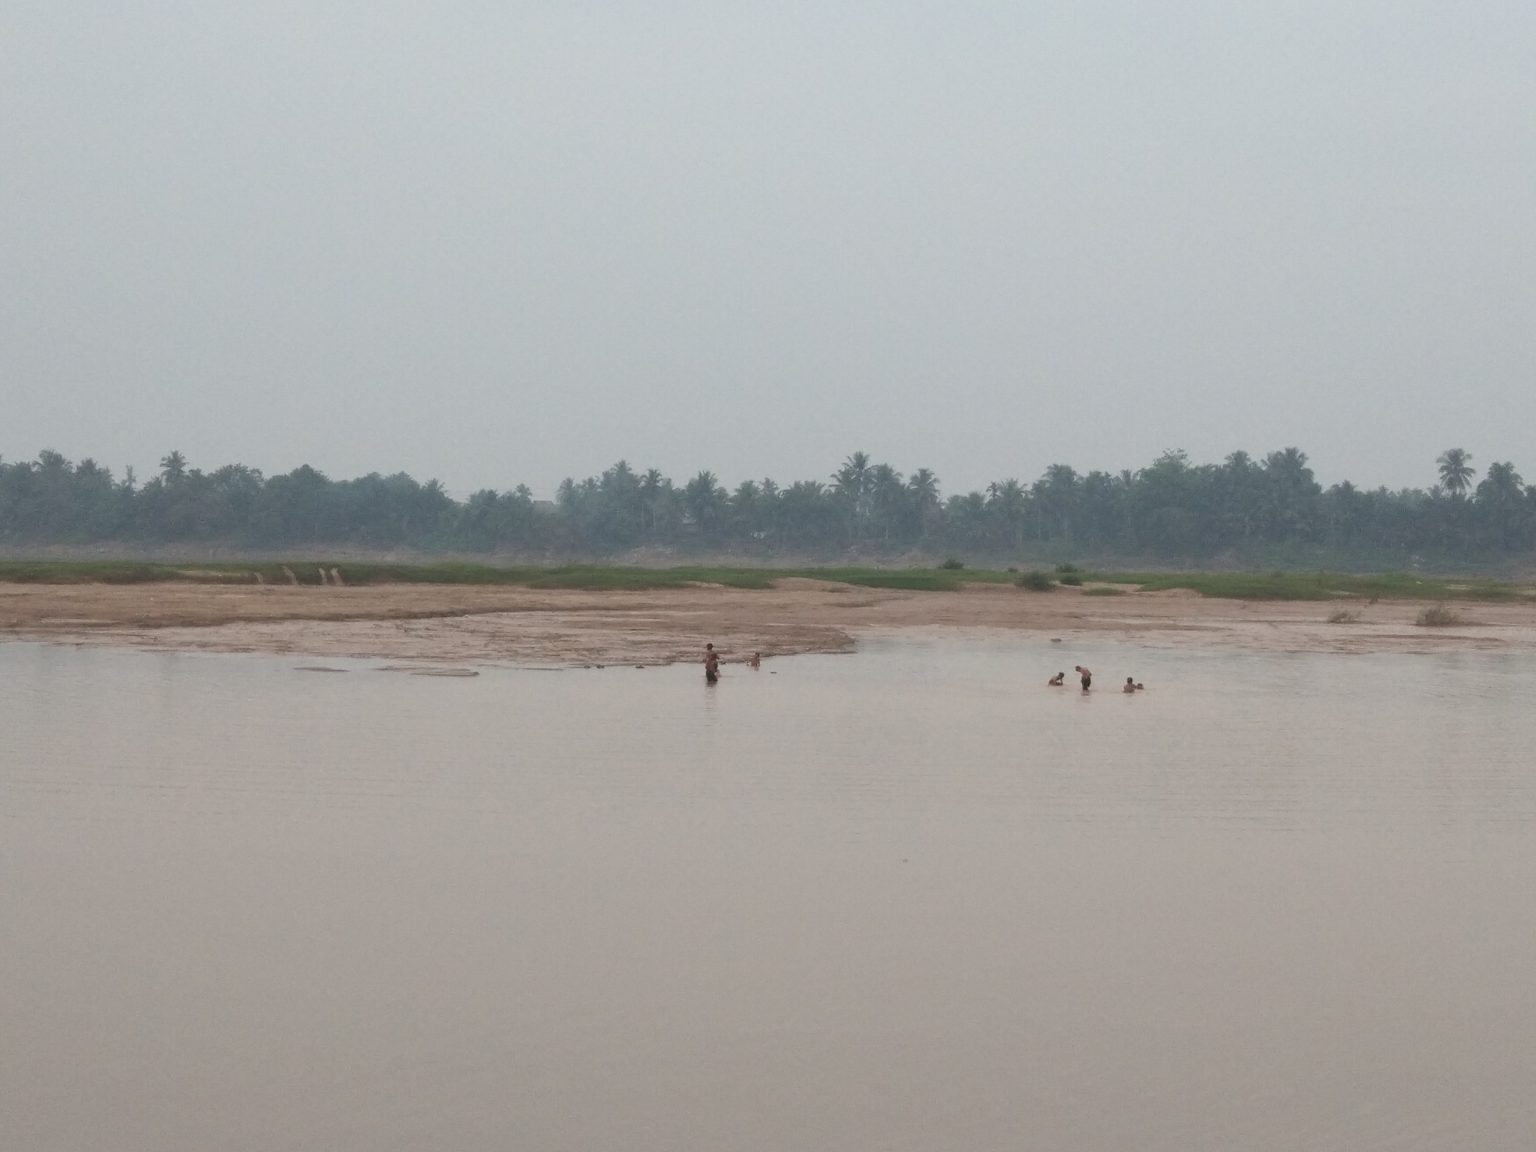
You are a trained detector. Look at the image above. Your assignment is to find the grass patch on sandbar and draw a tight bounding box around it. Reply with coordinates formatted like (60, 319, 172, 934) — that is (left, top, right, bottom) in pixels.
(1, 559, 1530, 603)
(0, 560, 995, 592)
(1101, 569, 1531, 603)
(1415, 603, 1465, 627)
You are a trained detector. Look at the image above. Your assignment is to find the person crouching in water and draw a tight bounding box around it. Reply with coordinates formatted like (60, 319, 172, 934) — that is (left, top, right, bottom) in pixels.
(1075, 665, 1092, 692)
(1123, 677, 1137, 693)
(704, 643, 721, 684)
(1048, 671, 1065, 686)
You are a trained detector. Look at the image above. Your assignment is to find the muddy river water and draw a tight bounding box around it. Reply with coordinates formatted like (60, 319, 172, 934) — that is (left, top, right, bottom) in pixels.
(4, 634, 1534, 1150)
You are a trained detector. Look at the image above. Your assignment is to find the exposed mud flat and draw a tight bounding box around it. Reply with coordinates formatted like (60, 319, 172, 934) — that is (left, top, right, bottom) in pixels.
(5, 579, 1536, 666)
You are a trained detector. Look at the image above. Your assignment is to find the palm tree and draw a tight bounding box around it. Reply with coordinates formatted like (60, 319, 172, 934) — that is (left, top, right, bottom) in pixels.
(1437, 448, 1474, 498)
(865, 464, 904, 545)
(1218, 451, 1261, 543)
(1476, 461, 1526, 551)
(832, 451, 872, 541)
(683, 470, 725, 535)
(159, 450, 188, 485)
(1035, 463, 1079, 541)
(639, 468, 665, 534)
(832, 452, 870, 496)
(945, 491, 988, 550)
(987, 478, 1029, 550)
(906, 468, 941, 540)
(1478, 461, 1523, 502)
(780, 480, 830, 545)
(1257, 448, 1320, 542)
(731, 479, 761, 540)
(907, 468, 939, 510)
(758, 478, 781, 544)
(1077, 470, 1120, 544)
(1322, 480, 1361, 545)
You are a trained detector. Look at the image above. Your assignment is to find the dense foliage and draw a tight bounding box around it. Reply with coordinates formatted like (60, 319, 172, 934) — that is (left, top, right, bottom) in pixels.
(2, 447, 1533, 565)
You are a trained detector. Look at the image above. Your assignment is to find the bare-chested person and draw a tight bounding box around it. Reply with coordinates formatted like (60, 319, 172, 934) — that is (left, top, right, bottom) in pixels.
(1123, 677, 1137, 693)
(1075, 665, 1092, 692)
(748, 651, 761, 669)
(1047, 671, 1065, 686)
(704, 643, 721, 684)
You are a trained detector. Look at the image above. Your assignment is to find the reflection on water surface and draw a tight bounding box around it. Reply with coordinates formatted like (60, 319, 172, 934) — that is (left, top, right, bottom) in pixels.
(4, 636, 1535, 1151)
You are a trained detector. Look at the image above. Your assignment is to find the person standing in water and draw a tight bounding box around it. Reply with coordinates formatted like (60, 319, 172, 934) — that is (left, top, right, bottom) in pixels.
(704, 643, 721, 684)
(748, 651, 761, 669)
(1075, 665, 1092, 692)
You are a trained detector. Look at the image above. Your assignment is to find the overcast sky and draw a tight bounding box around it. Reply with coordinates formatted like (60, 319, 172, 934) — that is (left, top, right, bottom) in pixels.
(4, 2, 1533, 498)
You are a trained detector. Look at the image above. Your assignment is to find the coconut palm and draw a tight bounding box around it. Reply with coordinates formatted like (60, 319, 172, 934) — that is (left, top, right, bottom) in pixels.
(944, 491, 988, 551)
(159, 450, 188, 485)
(639, 468, 665, 533)
(1437, 448, 1474, 498)
(987, 478, 1029, 550)
(1476, 462, 1526, 551)
(906, 468, 941, 540)
(1034, 463, 1079, 541)
(732, 479, 762, 539)
(780, 480, 831, 546)
(907, 467, 940, 510)
(1478, 460, 1523, 502)
(757, 478, 781, 543)
(683, 470, 726, 536)
(832, 451, 872, 541)
(865, 464, 904, 545)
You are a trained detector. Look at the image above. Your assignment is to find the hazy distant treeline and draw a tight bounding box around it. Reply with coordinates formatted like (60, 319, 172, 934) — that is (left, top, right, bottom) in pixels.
(2, 447, 1532, 565)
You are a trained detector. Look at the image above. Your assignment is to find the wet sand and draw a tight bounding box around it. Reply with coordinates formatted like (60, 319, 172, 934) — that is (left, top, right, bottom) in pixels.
(6, 578, 1536, 665)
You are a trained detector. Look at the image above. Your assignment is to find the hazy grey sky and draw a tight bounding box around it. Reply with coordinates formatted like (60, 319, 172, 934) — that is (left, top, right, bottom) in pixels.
(5, 2, 1534, 498)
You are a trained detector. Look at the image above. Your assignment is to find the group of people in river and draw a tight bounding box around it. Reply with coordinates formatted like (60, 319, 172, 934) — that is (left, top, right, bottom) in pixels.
(1047, 665, 1144, 693)
(702, 642, 760, 684)
(702, 644, 1142, 693)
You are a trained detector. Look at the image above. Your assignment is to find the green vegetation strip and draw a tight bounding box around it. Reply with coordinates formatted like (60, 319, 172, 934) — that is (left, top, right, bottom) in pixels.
(0, 560, 1530, 602)
(0, 560, 954, 591)
(1109, 570, 1531, 602)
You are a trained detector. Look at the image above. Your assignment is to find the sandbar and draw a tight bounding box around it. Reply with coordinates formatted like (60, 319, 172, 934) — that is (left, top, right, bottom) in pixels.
(6, 578, 1536, 666)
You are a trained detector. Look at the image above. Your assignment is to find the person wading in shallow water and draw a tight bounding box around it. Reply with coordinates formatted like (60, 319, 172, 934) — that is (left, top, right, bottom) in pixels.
(1047, 671, 1065, 686)
(704, 643, 721, 684)
(1075, 665, 1092, 692)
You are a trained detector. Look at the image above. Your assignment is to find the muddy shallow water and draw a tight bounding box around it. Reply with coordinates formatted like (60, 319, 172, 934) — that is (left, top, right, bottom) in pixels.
(4, 635, 1535, 1151)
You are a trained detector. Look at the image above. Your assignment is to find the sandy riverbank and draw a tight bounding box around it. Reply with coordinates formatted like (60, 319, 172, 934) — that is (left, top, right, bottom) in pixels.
(6, 579, 1536, 665)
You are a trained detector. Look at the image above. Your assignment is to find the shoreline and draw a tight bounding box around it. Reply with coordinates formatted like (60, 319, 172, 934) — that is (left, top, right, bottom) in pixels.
(6, 579, 1536, 666)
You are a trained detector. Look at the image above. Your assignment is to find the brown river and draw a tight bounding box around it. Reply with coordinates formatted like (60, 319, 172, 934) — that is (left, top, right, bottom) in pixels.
(3, 634, 1534, 1150)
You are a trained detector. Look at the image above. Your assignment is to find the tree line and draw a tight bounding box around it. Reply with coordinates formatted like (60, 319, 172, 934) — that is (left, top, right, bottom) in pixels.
(1, 446, 1532, 565)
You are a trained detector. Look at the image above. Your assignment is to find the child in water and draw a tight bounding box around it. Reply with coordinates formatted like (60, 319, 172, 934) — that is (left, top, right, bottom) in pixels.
(1047, 672, 1065, 686)
(704, 643, 721, 684)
